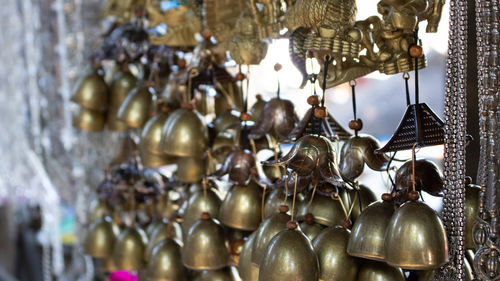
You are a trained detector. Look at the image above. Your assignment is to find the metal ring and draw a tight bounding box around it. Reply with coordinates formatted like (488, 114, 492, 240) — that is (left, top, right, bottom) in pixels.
(349, 80, 357, 86)
(403, 72, 410, 79)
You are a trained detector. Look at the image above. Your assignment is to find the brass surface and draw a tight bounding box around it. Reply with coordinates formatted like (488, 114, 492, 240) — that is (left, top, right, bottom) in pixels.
(71, 72, 109, 111)
(84, 217, 120, 258)
(182, 188, 221, 235)
(72, 107, 106, 132)
(107, 108, 129, 132)
(99, 257, 117, 273)
(181, 217, 230, 270)
(139, 145, 178, 168)
(305, 194, 345, 227)
(249, 98, 266, 122)
(394, 159, 444, 201)
(347, 200, 394, 261)
(219, 182, 262, 231)
(193, 269, 233, 281)
(344, 184, 378, 221)
(300, 221, 324, 241)
(161, 109, 208, 157)
(145, 220, 183, 260)
(249, 98, 298, 140)
(146, 238, 187, 281)
(238, 232, 258, 281)
(312, 226, 358, 281)
(88, 199, 113, 222)
(113, 227, 149, 271)
(213, 110, 240, 133)
(107, 71, 136, 132)
(251, 211, 290, 265)
(356, 260, 405, 281)
(259, 228, 319, 281)
(465, 184, 480, 249)
(175, 157, 207, 183)
(141, 113, 169, 155)
(384, 200, 449, 270)
(117, 86, 154, 128)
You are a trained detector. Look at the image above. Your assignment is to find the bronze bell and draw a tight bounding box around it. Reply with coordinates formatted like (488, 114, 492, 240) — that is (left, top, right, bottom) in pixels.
(342, 184, 377, 221)
(238, 232, 258, 281)
(262, 156, 285, 183)
(251, 206, 290, 265)
(71, 71, 109, 111)
(248, 97, 298, 140)
(394, 159, 444, 202)
(145, 220, 183, 261)
(259, 224, 319, 281)
(219, 181, 263, 231)
(175, 157, 208, 183)
(72, 107, 106, 132)
(347, 195, 395, 261)
(117, 85, 154, 128)
(217, 149, 257, 185)
(139, 145, 178, 168)
(161, 108, 208, 157)
(88, 199, 113, 222)
(465, 183, 480, 249)
(181, 213, 230, 270)
(312, 226, 358, 281)
(113, 226, 149, 271)
(182, 186, 222, 235)
(146, 238, 187, 281)
(213, 110, 240, 133)
(84, 217, 120, 258)
(141, 112, 170, 155)
(193, 269, 233, 281)
(108, 71, 137, 131)
(305, 194, 345, 227)
(357, 260, 405, 281)
(384, 196, 448, 270)
(300, 213, 324, 241)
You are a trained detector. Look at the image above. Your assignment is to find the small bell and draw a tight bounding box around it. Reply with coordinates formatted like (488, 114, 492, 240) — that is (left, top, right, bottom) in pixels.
(182, 185, 222, 235)
(117, 85, 154, 128)
(139, 145, 178, 168)
(84, 217, 120, 258)
(342, 184, 377, 221)
(146, 238, 187, 281)
(304, 194, 345, 227)
(141, 112, 170, 155)
(357, 260, 405, 281)
(88, 199, 113, 222)
(161, 108, 208, 157)
(300, 213, 323, 241)
(219, 181, 263, 231)
(107, 71, 137, 131)
(263, 185, 302, 219)
(145, 220, 183, 261)
(71, 71, 109, 111)
(113, 226, 149, 271)
(72, 107, 106, 132)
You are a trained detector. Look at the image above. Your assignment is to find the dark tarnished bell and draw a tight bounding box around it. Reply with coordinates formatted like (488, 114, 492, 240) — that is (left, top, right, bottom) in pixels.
(394, 159, 444, 203)
(71, 71, 109, 111)
(313, 226, 358, 281)
(113, 227, 149, 271)
(356, 260, 405, 281)
(146, 238, 187, 281)
(216, 149, 256, 185)
(219, 181, 263, 231)
(249, 97, 298, 140)
(384, 200, 449, 270)
(465, 184, 480, 249)
(259, 228, 319, 281)
(84, 217, 120, 258)
(251, 207, 290, 265)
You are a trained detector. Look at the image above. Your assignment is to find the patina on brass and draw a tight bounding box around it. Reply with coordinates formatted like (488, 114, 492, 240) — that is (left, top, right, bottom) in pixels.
(249, 97, 298, 140)
(182, 186, 221, 235)
(108, 71, 137, 131)
(117, 85, 154, 128)
(219, 181, 263, 231)
(465, 183, 480, 249)
(71, 71, 109, 111)
(357, 260, 405, 281)
(259, 228, 319, 281)
(84, 217, 120, 258)
(181, 214, 230, 270)
(141, 112, 169, 155)
(113, 227, 149, 271)
(146, 238, 187, 281)
(312, 226, 358, 281)
(72, 107, 106, 132)
(251, 206, 290, 265)
(161, 108, 208, 158)
(238, 232, 258, 281)
(384, 200, 448, 270)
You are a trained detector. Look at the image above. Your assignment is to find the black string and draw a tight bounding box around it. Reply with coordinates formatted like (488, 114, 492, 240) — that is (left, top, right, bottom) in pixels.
(404, 75, 411, 106)
(277, 79, 280, 99)
(387, 152, 397, 193)
(351, 84, 357, 120)
(413, 27, 420, 105)
(321, 56, 331, 107)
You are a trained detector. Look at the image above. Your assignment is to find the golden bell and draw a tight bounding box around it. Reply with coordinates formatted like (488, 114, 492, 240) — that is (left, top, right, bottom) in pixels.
(88, 199, 113, 222)
(347, 198, 395, 261)
(259, 226, 319, 281)
(71, 72, 109, 111)
(357, 260, 405, 281)
(99, 257, 117, 273)
(146, 238, 187, 281)
(110, 71, 137, 108)
(300, 214, 324, 241)
(312, 226, 358, 281)
(238, 232, 258, 281)
(305, 194, 345, 227)
(84, 217, 119, 258)
(145, 220, 183, 260)
(146, 220, 163, 237)
(107, 108, 129, 132)
(175, 157, 207, 183)
(251, 206, 290, 265)
(212, 131, 237, 164)
(161, 108, 208, 157)
(263, 187, 299, 219)
(384, 200, 448, 270)
(343, 184, 378, 221)
(219, 181, 262, 231)
(72, 107, 106, 132)
(117, 85, 154, 128)
(465, 184, 480, 249)
(182, 187, 221, 234)
(181, 213, 230, 270)
(139, 145, 178, 168)
(193, 269, 233, 281)
(213, 110, 240, 133)
(113, 227, 149, 271)
(141, 113, 170, 155)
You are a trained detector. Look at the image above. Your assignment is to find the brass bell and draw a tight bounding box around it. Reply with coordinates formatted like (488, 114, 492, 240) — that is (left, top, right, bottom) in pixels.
(71, 71, 109, 111)
(181, 213, 230, 270)
(84, 217, 119, 258)
(99, 257, 117, 273)
(146, 238, 187, 281)
(175, 157, 207, 183)
(141, 112, 170, 155)
(146, 219, 163, 237)
(347, 194, 395, 261)
(88, 199, 113, 222)
(249, 95, 266, 122)
(72, 107, 106, 132)
(300, 213, 323, 241)
(342, 184, 377, 221)
(262, 156, 285, 183)
(182, 185, 222, 235)
(117, 85, 154, 128)
(139, 145, 178, 168)
(161, 108, 208, 157)
(312, 226, 358, 281)
(213, 110, 240, 133)
(251, 205, 290, 265)
(113, 226, 149, 271)
(263, 186, 300, 219)
(219, 181, 263, 231)
(145, 220, 183, 261)
(238, 232, 258, 281)
(384, 194, 448, 270)
(107, 71, 137, 131)
(357, 260, 405, 281)
(212, 131, 237, 164)
(465, 184, 480, 249)
(259, 223, 319, 281)
(305, 194, 345, 227)
(193, 269, 233, 281)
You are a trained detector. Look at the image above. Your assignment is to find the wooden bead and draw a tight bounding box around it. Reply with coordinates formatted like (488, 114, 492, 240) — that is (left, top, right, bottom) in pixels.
(201, 30, 212, 40)
(349, 119, 363, 131)
(314, 106, 327, 118)
(231, 239, 245, 255)
(381, 193, 393, 202)
(201, 212, 211, 220)
(235, 72, 246, 81)
(307, 95, 320, 106)
(408, 191, 420, 201)
(240, 112, 252, 121)
(274, 63, 282, 72)
(409, 45, 423, 58)
(287, 221, 298, 230)
(177, 59, 187, 68)
(279, 205, 289, 213)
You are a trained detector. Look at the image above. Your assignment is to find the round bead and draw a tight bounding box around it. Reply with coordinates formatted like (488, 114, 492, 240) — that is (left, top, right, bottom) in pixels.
(240, 112, 252, 121)
(235, 72, 246, 81)
(307, 95, 320, 106)
(304, 213, 314, 224)
(409, 45, 424, 58)
(274, 63, 282, 72)
(201, 30, 212, 39)
(287, 221, 298, 230)
(382, 193, 393, 202)
(314, 106, 327, 118)
(177, 59, 187, 68)
(348, 119, 363, 131)
(201, 212, 211, 220)
(340, 219, 352, 229)
(408, 191, 420, 201)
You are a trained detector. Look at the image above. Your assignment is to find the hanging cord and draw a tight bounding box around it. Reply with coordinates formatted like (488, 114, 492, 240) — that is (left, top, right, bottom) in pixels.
(261, 185, 267, 221)
(350, 80, 358, 137)
(411, 143, 422, 195)
(403, 72, 411, 106)
(387, 152, 397, 193)
(307, 182, 318, 208)
(291, 172, 299, 221)
(310, 76, 321, 135)
(283, 165, 288, 205)
(321, 56, 331, 107)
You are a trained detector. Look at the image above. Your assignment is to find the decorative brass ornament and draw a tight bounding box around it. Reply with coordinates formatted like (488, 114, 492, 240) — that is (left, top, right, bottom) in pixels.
(84, 217, 120, 258)
(394, 159, 444, 203)
(161, 108, 208, 158)
(216, 149, 256, 185)
(71, 71, 109, 111)
(465, 183, 480, 250)
(181, 214, 230, 270)
(262, 156, 285, 183)
(312, 226, 358, 281)
(113, 226, 149, 271)
(251, 206, 290, 265)
(259, 227, 320, 281)
(141, 112, 170, 155)
(108, 71, 137, 131)
(356, 260, 405, 281)
(146, 238, 187, 281)
(117, 85, 154, 128)
(181, 186, 221, 235)
(219, 181, 263, 231)
(384, 200, 448, 270)
(72, 107, 106, 132)
(249, 98, 298, 140)
(238, 232, 258, 281)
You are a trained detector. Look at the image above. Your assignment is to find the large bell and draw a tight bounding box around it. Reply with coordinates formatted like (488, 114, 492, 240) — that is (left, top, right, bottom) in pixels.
(219, 181, 263, 231)
(300, 213, 324, 241)
(312, 226, 358, 281)
(181, 213, 230, 270)
(182, 185, 222, 234)
(113, 226, 149, 271)
(117, 85, 154, 128)
(251, 206, 290, 266)
(342, 184, 377, 221)
(347, 194, 395, 261)
(72, 107, 106, 132)
(384, 195, 448, 270)
(238, 232, 258, 281)
(107, 71, 137, 131)
(175, 157, 207, 183)
(465, 183, 480, 249)
(146, 238, 187, 281)
(357, 261, 405, 281)
(305, 194, 345, 227)
(71, 71, 109, 111)
(161, 108, 208, 157)
(141, 112, 170, 155)
(84, 217, 119, 258)
(145, 220, 183, 260)
(259, 223, 319, 281)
